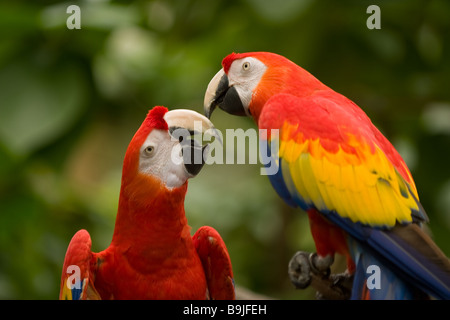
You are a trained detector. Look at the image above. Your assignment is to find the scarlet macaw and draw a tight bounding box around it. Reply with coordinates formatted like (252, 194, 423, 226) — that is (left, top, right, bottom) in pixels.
(203, 52, 450, 299)
(59, 106, 235, 300)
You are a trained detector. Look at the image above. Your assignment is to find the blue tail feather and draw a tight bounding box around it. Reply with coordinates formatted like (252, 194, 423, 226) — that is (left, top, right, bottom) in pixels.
(349, 238, 425, 300)
(328, 212, 450, 299)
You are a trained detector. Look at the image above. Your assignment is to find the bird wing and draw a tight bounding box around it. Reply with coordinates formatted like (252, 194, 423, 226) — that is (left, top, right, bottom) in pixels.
(59, 229, 101, 300)
(258, 92, 424, 227)
(192, 226, 235, 300)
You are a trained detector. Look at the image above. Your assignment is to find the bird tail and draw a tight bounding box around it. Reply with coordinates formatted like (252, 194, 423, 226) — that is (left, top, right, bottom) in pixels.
(350, 240, 427, 299)
(348, 224, 450, 300)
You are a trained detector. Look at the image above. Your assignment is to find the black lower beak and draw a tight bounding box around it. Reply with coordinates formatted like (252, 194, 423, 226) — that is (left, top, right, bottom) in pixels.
(181, 139, 208, 176)
(207, 74, 246, 119)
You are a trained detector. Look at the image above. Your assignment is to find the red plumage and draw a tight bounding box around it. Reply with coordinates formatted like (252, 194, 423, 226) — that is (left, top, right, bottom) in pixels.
(60, 107, 234, 300)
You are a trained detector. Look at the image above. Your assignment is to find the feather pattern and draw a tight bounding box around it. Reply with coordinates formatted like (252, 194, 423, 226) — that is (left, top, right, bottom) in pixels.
(59, 230, 101, 300)
(259, 92, 450, 299)
(262, 93, 423, 228)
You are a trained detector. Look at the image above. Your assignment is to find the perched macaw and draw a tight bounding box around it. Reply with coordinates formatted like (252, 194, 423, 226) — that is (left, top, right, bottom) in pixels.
(204, 51, 450, 299)
(59, 106, 235, 300)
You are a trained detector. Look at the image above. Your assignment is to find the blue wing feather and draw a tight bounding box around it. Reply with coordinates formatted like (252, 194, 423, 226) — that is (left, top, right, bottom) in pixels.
(349, 238, 418, 299)
(261, 139, 298, 208)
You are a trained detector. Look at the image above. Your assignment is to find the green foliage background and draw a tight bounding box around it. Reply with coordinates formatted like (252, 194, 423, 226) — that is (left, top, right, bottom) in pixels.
(0, 0, 449, 299)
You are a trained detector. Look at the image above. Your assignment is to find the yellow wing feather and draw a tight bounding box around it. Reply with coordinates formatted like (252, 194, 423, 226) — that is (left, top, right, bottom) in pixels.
(277, 123, 419, 227)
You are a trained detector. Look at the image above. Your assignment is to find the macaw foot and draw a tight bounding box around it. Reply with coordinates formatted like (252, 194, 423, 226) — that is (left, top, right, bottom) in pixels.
(288, 251, 313, 289)
(288, 251, 352, 300)
(288, 252, 332, 289)
(315, 272, 354, 300)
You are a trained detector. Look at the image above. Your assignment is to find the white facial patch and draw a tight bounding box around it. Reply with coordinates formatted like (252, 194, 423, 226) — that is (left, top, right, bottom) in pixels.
(227, 57, 267, 111)
(138, 129, 188, 189)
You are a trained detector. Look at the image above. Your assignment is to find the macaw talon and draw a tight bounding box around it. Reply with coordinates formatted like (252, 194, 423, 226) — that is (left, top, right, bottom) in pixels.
(288, 251, 312, 289)
(330, 272, 354, 293)
(314, 272, 354, 300)
(311, 272, 353, 300)
(309, 252, 333, 275)
(313, 272, 353, 300)
(289, 251, 352, 299)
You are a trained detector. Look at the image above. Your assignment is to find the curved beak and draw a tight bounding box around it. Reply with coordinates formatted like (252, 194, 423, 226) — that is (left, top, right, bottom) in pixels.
(164, 109, 220, 176)
(164, 109, 216, 134)
(203, 68, 246, 119)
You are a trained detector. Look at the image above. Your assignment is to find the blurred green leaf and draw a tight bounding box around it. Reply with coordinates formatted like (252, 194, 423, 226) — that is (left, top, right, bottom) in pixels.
(0, 61, 87, 157)
(245, 0, 313, 24)
(417, 24, 443, 66)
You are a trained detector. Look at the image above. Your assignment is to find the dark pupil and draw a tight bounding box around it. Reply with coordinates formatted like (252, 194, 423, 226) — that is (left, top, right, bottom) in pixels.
(147, 147, 153, 152)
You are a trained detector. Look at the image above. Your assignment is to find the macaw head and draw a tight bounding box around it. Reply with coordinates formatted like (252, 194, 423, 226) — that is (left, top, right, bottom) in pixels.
(203, 52, 325, 122)
(121, 106, 217, 198)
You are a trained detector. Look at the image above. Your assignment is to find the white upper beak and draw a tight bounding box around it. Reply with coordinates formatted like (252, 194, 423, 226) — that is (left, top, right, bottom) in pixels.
(203, 68, 226, 118)
(163, 108, 222, 145)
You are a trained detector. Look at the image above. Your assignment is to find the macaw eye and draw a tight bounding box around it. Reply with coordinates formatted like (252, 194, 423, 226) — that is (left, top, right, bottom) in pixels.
(144, 146, 155, 156)
(242, 61, 251, 71)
